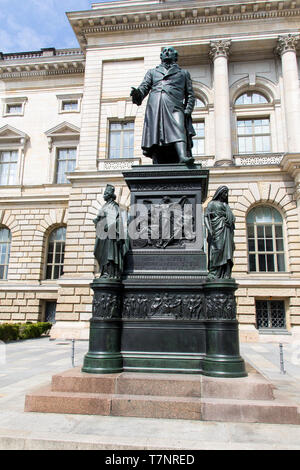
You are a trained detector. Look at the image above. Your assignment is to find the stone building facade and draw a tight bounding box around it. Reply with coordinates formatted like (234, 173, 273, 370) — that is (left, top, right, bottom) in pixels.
(1, 0, 300, 342)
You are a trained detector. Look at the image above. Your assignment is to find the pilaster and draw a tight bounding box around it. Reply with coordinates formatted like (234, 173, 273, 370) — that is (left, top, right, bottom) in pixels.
(76, 49, 103, 171)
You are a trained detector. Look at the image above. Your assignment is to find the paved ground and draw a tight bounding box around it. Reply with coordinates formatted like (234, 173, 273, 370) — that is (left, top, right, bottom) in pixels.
(0, 337, 299, 450)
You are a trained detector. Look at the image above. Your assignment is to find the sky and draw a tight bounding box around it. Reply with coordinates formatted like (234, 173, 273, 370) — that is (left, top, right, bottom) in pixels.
(0, 0, 120, 53)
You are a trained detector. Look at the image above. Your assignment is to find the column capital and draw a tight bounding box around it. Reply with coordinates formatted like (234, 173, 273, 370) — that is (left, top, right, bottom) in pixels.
(295, 183, 300, 201)
(275, 34, 299, 56)
(209, 40, 231, 61)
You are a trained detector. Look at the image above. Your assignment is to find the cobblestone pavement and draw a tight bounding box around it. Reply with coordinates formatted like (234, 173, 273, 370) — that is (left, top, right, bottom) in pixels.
(0, 337, 299, 450)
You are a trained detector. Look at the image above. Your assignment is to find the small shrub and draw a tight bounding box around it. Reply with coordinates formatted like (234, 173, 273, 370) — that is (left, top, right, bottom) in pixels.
(0, 323, 20, 342)
(0, 322, 52, 342)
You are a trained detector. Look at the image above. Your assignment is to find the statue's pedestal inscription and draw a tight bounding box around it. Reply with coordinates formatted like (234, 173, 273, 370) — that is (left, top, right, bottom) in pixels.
(83, 164, 247, 377)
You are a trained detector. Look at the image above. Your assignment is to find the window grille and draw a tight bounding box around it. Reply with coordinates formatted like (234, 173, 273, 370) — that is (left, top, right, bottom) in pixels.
(256, 300, 286, 329)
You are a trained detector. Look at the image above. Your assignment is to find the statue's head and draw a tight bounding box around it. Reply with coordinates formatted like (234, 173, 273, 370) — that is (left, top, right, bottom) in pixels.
(212, 186, 229, 203)
(160, 46, 178, 64)
(103, 184, 116, 201)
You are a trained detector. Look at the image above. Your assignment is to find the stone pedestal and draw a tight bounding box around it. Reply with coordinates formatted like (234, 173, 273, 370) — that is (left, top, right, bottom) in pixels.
(82, 279, 123, 374)
(82, 164, 246, 378)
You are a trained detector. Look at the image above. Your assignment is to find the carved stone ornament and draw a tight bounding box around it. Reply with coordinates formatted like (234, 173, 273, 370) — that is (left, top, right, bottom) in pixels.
(92, 291, 121, 319)
(122, 292, 204, 320)
(205, 292, 236, 320)
(276, 34, 299, 56)
(209, 40, 231, 61)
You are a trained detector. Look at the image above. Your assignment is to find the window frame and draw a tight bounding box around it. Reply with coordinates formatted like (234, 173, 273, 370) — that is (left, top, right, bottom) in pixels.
(0, 149, 19, 186)
(233, 88, 276, 155)
(0, 226, 11, 280)
(55, 146, 77, 184)
(44, 226, 66, 281)
(237, 117, 272, 155)
(246, 206, 286, 274)
(192, 96, 209, 158)
(2, 97, 27, 117)
(57, 94, 82, 114)
(235, 91, 269, 106)
(45, 122, 80, 184)
(0, 126, 28, 187)
(192, 121, 205, 156)
(108, 120, 135, 159)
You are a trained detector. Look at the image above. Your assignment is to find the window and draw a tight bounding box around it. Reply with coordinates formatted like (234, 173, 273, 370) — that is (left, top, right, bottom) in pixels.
(193, 122, 205, 155)
(237, 118, 271, 154)
(56, 148, 76, 184)
(108, 121, 134, 159)
(3, 97, 27, 117)
(256, 300, 286, 329)
(194, 98, 205, 108)
(235, 92, 268, 105)
(247, 206, 285, 273)
(45, 301, 57, 323)
(0, 150, 18, 185)
(6, 104, 22, 115)
(0, 227, 11, 280)
(46, 227, 66, 280)
(61, 100, 79, 112)
(57, 94, 82, 114)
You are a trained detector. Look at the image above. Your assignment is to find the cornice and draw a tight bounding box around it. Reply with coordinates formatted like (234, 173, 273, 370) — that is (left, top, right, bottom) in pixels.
(67, 1, 300, 49)
(0, 48, 85, 80)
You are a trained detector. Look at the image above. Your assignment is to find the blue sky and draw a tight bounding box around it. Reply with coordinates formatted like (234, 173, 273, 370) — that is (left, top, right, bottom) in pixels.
(0, 0, 119, 53)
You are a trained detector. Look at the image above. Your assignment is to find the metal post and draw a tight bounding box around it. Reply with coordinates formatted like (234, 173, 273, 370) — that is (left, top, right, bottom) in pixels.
(71, 339, 75, 367)
(279, 343, 286, 374)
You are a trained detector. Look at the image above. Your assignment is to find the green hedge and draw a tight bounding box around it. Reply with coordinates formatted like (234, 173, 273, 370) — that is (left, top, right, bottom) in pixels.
(0, 322, 52, 343)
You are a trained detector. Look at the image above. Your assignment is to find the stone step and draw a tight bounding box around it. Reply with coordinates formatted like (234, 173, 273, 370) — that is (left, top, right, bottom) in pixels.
(25, 385, 112, 416)
(25, 386, 300, 424)
(50, 367, 275, 401)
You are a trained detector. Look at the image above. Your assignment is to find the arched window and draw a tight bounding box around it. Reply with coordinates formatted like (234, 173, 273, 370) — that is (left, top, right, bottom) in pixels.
(235, 91, 269, 105)
(0, 227, 11, 280)
(247, 206, 285, 273)
(46, 227, 66, 280)
(194, 98, 205, 108)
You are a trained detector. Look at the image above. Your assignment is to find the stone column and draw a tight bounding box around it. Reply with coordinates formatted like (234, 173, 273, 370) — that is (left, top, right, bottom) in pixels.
(209, 40, 232, 166)
(276, 34, 300, 154)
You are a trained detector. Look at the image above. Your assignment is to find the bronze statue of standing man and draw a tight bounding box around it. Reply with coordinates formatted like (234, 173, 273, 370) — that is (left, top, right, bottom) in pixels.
(130, 46, 196, 165)
(205, 186, 235, 280)
(93, 184, 128, 280)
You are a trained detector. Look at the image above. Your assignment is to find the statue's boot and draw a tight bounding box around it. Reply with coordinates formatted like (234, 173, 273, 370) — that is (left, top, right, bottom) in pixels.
(175, 142, 194, 165)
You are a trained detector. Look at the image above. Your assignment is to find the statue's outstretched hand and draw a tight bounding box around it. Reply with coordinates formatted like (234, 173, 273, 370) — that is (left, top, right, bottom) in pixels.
(130, 87, 142, 105)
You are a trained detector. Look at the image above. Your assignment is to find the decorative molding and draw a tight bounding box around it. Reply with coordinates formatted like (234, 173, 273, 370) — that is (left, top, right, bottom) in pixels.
(0, 66, 85, 80)
(234, 153, 285, 166)
(275, 34, 300, 56)
(209, 40, 231, 61)
(67, 1, 300, 48)
(98, 158, 141, 172)
(0, 124, 29, 149)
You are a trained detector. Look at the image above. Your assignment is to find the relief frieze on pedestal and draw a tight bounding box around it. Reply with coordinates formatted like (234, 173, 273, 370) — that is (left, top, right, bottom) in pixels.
(205, 291, 237, 320)
(122, 292, 204, 320)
